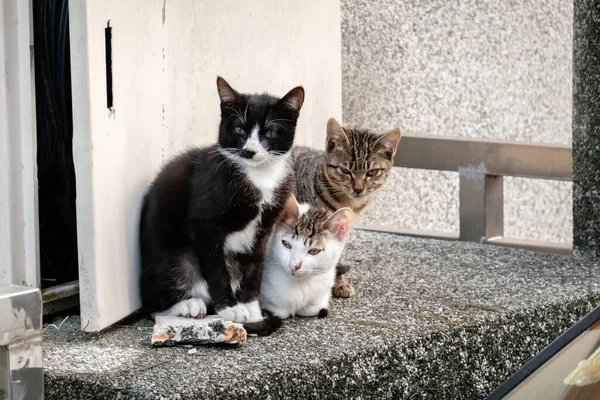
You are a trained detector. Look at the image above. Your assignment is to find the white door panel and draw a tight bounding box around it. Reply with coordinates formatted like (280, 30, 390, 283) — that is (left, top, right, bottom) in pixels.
(0, 0, 40, 289)
(69, 0, 342, 331)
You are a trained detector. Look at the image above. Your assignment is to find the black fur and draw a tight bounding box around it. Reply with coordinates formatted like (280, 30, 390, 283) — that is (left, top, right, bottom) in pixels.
(139, 77, 304, 336)
(244, 309, 283, 336)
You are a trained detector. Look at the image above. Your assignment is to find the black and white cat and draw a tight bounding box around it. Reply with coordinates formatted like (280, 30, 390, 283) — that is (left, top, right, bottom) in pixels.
(139, 77, 304, 335)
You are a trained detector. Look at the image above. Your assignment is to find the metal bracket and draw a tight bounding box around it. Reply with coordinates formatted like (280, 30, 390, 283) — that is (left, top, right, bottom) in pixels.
(0, 285, 43, 399)
(459, 166, 504, 243)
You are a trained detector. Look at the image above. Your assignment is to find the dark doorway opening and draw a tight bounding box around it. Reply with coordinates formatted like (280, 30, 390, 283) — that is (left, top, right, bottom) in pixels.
(32, 0, 79, 292)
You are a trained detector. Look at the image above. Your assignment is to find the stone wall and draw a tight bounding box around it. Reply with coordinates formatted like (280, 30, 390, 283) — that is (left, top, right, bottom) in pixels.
(341, 0, 573, 243)
(573, 0, 600, 258)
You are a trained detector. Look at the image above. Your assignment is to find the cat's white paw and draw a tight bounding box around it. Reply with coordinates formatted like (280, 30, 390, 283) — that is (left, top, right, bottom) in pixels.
(218, 301, 262, 323)
(245, 300, 263, 322)
(218, 304, 248, 322)
(158, 298, 207, 318)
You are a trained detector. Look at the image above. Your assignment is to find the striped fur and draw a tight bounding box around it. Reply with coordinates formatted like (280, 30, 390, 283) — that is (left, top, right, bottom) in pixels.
(290, 118, 401, 297)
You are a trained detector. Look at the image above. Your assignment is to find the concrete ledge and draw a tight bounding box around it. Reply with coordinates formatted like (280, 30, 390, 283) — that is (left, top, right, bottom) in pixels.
(43, 230, 600, 399)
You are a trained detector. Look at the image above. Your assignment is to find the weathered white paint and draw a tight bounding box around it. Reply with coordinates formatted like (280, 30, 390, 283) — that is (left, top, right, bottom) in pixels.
(0, 0, 40, 288)
(69, 0, 342, 331)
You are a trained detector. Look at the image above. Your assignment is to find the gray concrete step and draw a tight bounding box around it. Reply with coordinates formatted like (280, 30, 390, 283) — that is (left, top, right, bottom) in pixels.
(43, 230, 600, 399)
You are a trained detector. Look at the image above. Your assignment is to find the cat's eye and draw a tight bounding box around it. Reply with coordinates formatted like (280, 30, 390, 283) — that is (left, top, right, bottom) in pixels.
(281, 240, 292, 249)
(265, 130, 276, 138)
(308, 248, 322, 255)
(234, 127, 246, 135)
(366, 169, 380, 177)
(339, 167, 352, 175)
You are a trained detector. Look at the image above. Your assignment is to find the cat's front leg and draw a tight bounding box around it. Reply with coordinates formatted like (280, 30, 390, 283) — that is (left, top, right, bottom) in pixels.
(332, 273, 355, 298)
(150, 254, 210, 319)
(216, 257, 265, 323)
(333, 245, 355, 298)
(204, 256, 263, 323)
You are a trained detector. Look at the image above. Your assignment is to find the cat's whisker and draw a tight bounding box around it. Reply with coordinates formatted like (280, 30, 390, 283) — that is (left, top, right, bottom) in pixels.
(213, 150, 242, 172)
(226, 106, 246, 125)
(323, 183, 351, 199)
(322, 180, 344, 192)
(265, 112, 292, 128)
(265, 109, 272, 123)
(266, 119, 291, 127)
(263, 154, 281, 168)
(215, 158, 231, 171)
(264, 110, 278, 127)
(268, 153, 285, 162)
(209, 148, 230, 162)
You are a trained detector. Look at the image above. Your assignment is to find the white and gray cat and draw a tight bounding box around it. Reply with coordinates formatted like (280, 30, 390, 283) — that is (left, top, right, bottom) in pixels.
(260, 195, 354, 319)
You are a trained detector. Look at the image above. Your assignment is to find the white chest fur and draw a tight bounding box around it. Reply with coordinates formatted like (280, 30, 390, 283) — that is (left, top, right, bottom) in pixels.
(260, 265, 335, 319)
(223, 153, 290, 254)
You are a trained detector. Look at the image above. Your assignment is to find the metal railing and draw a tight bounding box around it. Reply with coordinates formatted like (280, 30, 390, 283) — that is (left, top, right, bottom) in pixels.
(42, 280, 79, 315)
(359, 135, 573, 255)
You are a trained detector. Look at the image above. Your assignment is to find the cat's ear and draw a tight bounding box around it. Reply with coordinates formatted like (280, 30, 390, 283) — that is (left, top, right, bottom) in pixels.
(378, 128, 401, 160)
(276, 86, 305, 118)
(326, 118, 348, 153)
(279, 194, 300, 226)
(323, 208, 354, 242)
(216, 76, 241, 105)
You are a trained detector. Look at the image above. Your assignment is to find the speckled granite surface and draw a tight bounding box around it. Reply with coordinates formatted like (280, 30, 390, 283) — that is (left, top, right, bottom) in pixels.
(573, 0, 600, 259)
(43, 230, 599, 399)
(342, 0, 573, 243)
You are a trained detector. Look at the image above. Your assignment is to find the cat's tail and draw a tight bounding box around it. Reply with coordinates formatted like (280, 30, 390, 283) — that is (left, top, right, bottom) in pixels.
(243, 309, 282, 336)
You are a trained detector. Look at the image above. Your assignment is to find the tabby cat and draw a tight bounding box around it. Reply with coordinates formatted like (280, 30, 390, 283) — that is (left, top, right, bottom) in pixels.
(139, 77, 304, 335)
(291, 118, 401, 297)
(260, 195, 354, 319)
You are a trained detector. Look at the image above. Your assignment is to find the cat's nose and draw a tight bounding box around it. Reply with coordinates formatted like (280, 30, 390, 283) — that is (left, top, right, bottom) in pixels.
(353, 186, 364, 194)
(289, 263, 302, 273)
(242, 149, 256, 159)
